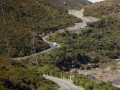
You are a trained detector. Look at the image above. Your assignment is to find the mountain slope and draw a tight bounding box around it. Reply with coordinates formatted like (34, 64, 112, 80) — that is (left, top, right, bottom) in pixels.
(43, 0, 120, 70)
(46, 0, 92, 7)
(0, 0, 80, 57)
(0, 55, 58, 90)
(80, 0, 120, 60)
(84, 0, 120, 17)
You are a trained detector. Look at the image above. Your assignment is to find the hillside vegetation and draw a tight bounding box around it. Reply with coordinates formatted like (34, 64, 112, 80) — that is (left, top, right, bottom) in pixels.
(0, 55, 59, 90)
(1, 0, 120, 89)
(45, 0, 120, 70)
(82, 0, 120, 60)
(46, 0, 92, 8)
(84, 0, 120, 17)
(81, 14, 120, 59)
(74, 75, 120, 90)
(0, 0, 80, 57)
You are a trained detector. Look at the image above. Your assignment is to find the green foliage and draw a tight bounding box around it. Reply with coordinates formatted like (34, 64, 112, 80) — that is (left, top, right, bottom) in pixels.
(0, 55, 57, 90)
(38, 64, 51, 74)
(0, 82, 7, 90)
(84, 0, 120, 18)
(0, 0, 80, 57)
(39, 86, 52, 90)
(74, 75, 120, 90)
(46, 13, 120, 68)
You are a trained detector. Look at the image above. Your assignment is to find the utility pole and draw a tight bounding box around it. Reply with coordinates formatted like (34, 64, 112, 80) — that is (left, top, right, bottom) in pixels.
(31, 31, 38, 64)
(29, 30, 33, 65)
(29, 0, 38, 64)
(70, 74, 74, 82)
(1, 0, 10, 65)
(33, 31, 38, 64)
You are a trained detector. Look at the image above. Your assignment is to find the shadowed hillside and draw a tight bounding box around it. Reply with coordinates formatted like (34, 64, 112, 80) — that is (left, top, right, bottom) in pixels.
(46, 0, 92, 7)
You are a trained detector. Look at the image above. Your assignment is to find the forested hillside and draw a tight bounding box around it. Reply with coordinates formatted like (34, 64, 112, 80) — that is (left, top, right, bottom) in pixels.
(82, 0, 120, 60)
(84, 0, 120, 17)
(45, 0, 120, 70)
(0, 0, 80, 57)
(1, 0, 120, 89)
(46, 15, 120, 70)
(0, 55, 59, 90)
(0, 0, 82, 89)
(46, 0, 92, 7)
(81, 14, 120, 59)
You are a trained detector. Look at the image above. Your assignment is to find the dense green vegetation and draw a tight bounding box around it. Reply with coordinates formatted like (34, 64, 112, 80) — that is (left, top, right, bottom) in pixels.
(46, 14, 120, 69)
(42, 0, 120, 70)
(74, 74, 120, 90)
(0, 0, 120, 89)
(43, 5, 120, 71)
(0, 55, 58, 90)
(0, 0, 80, 57)
(83, 0, 120, 61)
(40, 31, 97, 71)
(86, 15, 120, 59)
(84, 0, 120, 17)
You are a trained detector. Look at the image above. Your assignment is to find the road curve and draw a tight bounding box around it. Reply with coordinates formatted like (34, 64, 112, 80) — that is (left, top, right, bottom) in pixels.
(13, 9, 97, 60)
(13, 33, 60, 60)
(68, 9, 98, 32)
(43, 75, 81, 90)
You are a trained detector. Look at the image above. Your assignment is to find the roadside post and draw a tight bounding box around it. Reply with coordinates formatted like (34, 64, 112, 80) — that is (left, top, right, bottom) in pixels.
(70, 74, 74, 82)
(61, 73, 64, 79)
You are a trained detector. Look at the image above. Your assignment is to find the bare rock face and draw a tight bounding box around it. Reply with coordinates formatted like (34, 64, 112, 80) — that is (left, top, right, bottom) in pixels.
(46, 0, 92, 7)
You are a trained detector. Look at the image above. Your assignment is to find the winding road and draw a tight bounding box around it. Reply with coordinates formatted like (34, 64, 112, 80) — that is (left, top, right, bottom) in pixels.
(68, 9, 98, 32)
(13, 9, 97, 60)
(13, 32, 61, 60)
(43, 75, 81, 90)
(12, 9, 98, 89)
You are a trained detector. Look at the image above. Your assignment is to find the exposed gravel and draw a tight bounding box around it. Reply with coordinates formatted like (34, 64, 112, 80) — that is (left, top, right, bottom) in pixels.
(67, 9, 98, 33)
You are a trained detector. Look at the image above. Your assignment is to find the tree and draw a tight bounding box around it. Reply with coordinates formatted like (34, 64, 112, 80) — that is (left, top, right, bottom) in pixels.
(1, 0, 10, 65)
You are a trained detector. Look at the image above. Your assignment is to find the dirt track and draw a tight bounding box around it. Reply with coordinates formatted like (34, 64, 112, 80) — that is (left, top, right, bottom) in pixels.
(68, 9, 98, 32)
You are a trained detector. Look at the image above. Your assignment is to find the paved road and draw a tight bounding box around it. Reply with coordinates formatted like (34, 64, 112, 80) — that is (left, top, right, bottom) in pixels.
(13, 9, 97, 60)
(43, 75, 81, 90)
(40, 32, 60, 48)
(13, 33, 60, 60)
